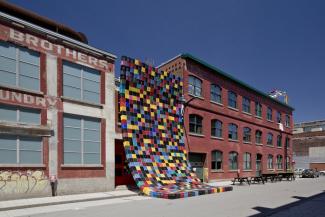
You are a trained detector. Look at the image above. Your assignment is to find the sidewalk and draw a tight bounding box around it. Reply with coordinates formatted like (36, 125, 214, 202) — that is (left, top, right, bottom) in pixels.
(0, 189, 139, 211)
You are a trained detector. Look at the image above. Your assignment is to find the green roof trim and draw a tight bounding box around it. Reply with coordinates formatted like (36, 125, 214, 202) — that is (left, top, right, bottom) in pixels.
(181, 53, 294, 111)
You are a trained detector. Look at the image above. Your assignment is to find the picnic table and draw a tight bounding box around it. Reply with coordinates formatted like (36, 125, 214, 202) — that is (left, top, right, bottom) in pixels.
(277, 171, 295, 181)
(262, 171, 278, 182)
(232, 172, 251, 185)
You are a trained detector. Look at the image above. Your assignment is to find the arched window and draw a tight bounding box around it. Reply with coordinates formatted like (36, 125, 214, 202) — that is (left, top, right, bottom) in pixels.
(242, 97, 251, 113)
(211, 150, 223, 170)
(276, 111, 282, 123)
(211, 119, 222, 138)
(267, 107, 273, 121)
(189, 114, 203, 134)
(243, 152, 251, 170)
(285, 115, 290, 127)
(276, 155, 283, 169)
(228, 91, 237, 108)
(211, 84, 222, 103)
(188, 76, 202, 97)
(268, 154, 274, 169)
(286, 156, 291, 170)
(243, 127, 251, 142)
(229, 151, 238, 170)
(228, 123, 238, 140)
(255, 130, 262, 144)
(267, 133, 273, 146)
(255, 102, 262, 117)
(285, 137, 290, 148)
(277, 135, 282, 147)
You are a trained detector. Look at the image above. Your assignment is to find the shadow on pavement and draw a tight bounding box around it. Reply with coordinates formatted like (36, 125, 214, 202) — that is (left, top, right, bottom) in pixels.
(249, 190, 325, 217)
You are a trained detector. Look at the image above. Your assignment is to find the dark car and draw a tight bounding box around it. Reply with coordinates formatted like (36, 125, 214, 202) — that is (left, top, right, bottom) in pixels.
(301, 169, 319, 178)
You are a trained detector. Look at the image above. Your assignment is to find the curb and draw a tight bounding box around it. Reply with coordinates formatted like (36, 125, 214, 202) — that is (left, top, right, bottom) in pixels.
(0, 192, 139, 212)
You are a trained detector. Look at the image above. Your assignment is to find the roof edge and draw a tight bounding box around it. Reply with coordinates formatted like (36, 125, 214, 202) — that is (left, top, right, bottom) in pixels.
(180, 53, 294, 111)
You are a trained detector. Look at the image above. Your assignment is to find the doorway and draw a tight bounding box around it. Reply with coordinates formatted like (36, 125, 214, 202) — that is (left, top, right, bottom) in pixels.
(115, 140, 135, 186)
(189, 152, 206, 181)
(256, 153, 263, 176)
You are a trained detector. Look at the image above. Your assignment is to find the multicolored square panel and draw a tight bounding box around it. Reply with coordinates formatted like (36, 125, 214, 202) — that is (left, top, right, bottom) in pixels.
(119, 56, 232, 199)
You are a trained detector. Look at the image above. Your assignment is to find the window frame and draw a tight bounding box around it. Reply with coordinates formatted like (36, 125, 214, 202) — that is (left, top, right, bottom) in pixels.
(285, 114, 290, 127)
(255, 130, 262, 144)
(229, 151, 238, 170)
(63, 114, 102, 165)
(189, 114, 203, 135)
(0, 135, 43, 165)
(243, 152, 251, 170)
(188, 75, 202, 97)
(242, 97, 251, 113)
(267, 107, 273, 121)
(0, 41, 40, 91)
(210, 84, 222, 104)
(228, 91, 237, 109)
(211, 119, 222, 138)
(276, 155, 283, 169)
(228, 123, 238, 140)
(276, 111, 282, 123)
(243, 127, 251, 143)
(211, 150, 223, 170)
(267, 133, 273, 146)
(0, 104, 41, 125)
(255, 102, 262, 117)
(277, 135, 282, 147)
(268, 154, 274, 169)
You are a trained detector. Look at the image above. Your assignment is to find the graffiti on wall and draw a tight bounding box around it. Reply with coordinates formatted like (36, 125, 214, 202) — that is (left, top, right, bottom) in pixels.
(0, 170, 49, 194)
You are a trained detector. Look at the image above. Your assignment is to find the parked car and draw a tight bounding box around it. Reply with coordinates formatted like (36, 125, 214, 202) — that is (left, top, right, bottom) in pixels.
(301, 169, 319, 178)
(294, 168, 305, 177)
(319, 170, 325, 176)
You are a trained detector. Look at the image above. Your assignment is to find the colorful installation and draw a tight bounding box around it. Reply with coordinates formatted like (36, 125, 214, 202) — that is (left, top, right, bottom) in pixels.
(119, 56, 232, 199)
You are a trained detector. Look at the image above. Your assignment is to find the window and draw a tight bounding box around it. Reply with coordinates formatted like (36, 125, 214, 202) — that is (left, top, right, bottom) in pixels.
(188, 76, 202, 97)
(63, 61, 101, 104)
(0, 135, 42, 164)
(228, 123, 238, 140)
(211, 119, 222, 138)
(267, 133, 273, 146)
(286, 156, 290, 170)
(243, 152, 251, 170)
(0, 41, 40, 91)
(277, 135, 282, 147)
(255, 102, 262, 117)
(229, 151, 238, 170)
(211, 150, 223, 170)
(0, 104, 40, 125)
(268, 154, 274, 169)
(243, 127, 251, 142)
(255, 130, 262, 144)
(228, 91, 237, 108)
(210, 84, 222, 103)
(267, 107, 273, 121)
(276, 155, 283, 169)
(189, 114, 203, 134)
(276, 111, 282, 123)
(285, 137, 290, 148)
(63, 114, 101, 165)
(285, 115, 290, 127)
(242, 97, 251, 113)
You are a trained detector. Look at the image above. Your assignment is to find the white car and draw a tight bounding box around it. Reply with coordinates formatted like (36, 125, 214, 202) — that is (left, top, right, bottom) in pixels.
(294, 168, 305, 176)
(319, 170, 325, 176)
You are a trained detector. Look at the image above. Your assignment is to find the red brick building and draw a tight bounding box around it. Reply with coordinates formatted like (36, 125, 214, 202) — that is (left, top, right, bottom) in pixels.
(158, 54, 294, 182)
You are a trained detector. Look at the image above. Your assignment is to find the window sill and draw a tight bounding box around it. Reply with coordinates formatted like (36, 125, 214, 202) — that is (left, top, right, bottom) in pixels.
(0, 164, 46, 168)
(255, 143, 263, 146)
(61, 164, 104, 168)
(211, 169, 224, 173)
(266, 145, 274, 148)
(0, 84, 44, 96)
(188, 94, 204, 101)
(243, 169, 252, 172)
(227, 106, 239, 111)
(242, 111, 252, 116)
(267, 120, 274, 123)
(276, 169, 283, 171)
(228, 139, 239, 143)
(61, 97, 103, 109)
(210, 101, 223, 107)
(211, 136, 224, 140)
(285, 126, 291, 129)
(267, 169, 275, 171)
(243, 141, 252, 144)
(255, 115, 262, 119)
(277, 146, 283, 149)
(0, 122, 52, 137)
(189, 133, 205, 138)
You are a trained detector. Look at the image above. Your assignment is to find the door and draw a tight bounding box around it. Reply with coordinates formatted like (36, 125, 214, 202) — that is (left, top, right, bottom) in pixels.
(256, 154, 262, 176)
(189, 153, 206, 181)
(115, 140, 135, 186)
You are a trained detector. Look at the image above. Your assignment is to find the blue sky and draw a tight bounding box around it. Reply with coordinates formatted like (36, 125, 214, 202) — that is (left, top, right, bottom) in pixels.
(10, 0, 325, 123)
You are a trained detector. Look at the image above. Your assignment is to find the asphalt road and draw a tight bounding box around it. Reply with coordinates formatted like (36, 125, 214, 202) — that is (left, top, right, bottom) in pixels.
(2, 176, 325, 217)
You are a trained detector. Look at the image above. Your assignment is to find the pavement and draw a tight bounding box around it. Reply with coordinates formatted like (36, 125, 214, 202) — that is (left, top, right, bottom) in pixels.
(0, 177, 324, 217)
